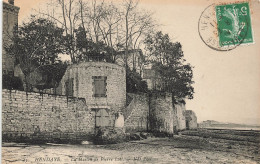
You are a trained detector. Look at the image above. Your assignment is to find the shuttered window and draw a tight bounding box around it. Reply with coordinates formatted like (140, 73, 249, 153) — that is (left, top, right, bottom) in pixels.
(92, 76, 107, 97)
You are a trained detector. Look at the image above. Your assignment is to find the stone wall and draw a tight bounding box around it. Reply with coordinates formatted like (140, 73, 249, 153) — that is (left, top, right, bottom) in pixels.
(2, 2, 19, 74)
(2, 89, 95, 142)
(185, 110, 197, 129)
(123, 93, 188, 134)
(174, 103, 187, 131)
(150, 93, 176, 134)
(2, 89, 194, 142)
(124, 93, 149, 132)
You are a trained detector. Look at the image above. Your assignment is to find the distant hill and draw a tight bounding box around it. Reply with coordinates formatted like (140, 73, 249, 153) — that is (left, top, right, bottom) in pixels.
(198, 120, 260, 130)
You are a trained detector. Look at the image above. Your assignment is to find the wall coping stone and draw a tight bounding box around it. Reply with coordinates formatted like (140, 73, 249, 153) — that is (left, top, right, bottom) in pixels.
(67, 61, 125, 71)
(2, 89, 86, 103)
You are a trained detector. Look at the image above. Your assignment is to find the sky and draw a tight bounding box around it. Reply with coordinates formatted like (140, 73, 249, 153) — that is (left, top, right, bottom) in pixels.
(2, 0, 260, 125)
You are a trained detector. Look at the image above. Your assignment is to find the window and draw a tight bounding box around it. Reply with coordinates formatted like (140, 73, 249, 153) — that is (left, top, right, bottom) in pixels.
(92, 76, 107, 97)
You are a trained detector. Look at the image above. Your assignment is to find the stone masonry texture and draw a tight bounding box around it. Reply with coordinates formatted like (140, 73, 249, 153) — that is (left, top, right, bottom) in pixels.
(150, 93, 176, 134)
(2, 88, 192, 142)
(124, 93, 149, 133)
(58, 62, 126, 128)
(123, 93, 189, 134)
(2, 89, 95, 142)
(174, 103, 187, 131)
(185, 110, 198, 129)
(58, 62, 126, 113)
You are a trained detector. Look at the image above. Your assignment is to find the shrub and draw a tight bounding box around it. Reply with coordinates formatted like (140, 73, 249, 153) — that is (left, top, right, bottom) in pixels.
(2, 74, 23, 90)
(93, 127, 127, 145)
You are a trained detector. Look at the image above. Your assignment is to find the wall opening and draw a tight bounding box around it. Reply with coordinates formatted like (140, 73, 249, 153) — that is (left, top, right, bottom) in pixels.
(94, 108, 110, 128)
(92, 76, 107, 97)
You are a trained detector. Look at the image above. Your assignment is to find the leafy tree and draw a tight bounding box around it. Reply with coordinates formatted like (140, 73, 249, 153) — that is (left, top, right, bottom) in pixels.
(2, 75, 23, 90)
(5, 17, 64, 91)
(126, 67, 148, 93)
(144, 31, 194, 100)
(31, 62, 68, 91)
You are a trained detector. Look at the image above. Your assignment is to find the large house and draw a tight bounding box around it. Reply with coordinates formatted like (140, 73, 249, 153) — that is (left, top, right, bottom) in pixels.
(2, 0, 19, 75)
(142, 67, 164, 91)
(115, 49, 144, 76)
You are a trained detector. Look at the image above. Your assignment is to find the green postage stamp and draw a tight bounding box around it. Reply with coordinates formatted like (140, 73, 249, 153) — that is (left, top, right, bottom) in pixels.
(215, 2, 254, 47)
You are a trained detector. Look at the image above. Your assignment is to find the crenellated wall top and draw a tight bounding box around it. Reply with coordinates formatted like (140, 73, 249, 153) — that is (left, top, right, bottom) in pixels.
(3, 2, 20, 14)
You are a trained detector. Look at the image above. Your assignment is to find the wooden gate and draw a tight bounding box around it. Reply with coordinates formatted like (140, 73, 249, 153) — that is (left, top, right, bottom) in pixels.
(95, 109, 110, 128)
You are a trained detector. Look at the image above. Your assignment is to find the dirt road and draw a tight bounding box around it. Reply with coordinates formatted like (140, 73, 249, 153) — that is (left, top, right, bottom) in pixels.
(2, 129, 260, 164)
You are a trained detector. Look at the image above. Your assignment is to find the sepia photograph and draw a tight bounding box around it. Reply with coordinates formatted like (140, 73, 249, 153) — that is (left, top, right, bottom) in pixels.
(1, 0, 260, 163)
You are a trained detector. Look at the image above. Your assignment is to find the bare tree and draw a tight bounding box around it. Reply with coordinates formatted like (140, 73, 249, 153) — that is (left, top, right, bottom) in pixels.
(121, 0, 156, 67)
(35, 0, 157, 64)
(89, 1, 124, 61)
(36, 0, 81, 63)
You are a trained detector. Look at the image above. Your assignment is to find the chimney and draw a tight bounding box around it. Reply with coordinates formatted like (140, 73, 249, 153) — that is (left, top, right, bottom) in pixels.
(8, 0, 14, 5)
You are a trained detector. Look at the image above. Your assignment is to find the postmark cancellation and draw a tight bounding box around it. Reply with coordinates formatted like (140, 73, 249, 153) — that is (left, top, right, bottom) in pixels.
(198, 2, 254, 51)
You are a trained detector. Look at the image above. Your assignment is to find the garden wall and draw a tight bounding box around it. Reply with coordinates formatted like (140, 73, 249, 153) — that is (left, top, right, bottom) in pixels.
(174, 103, 186, 131)
(124, 93, 149, 132)
(123, 93, 188, 134)
(185, 110, 198, 129)
(2, 89, 95, 143)
(149, 93, 176, 134)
